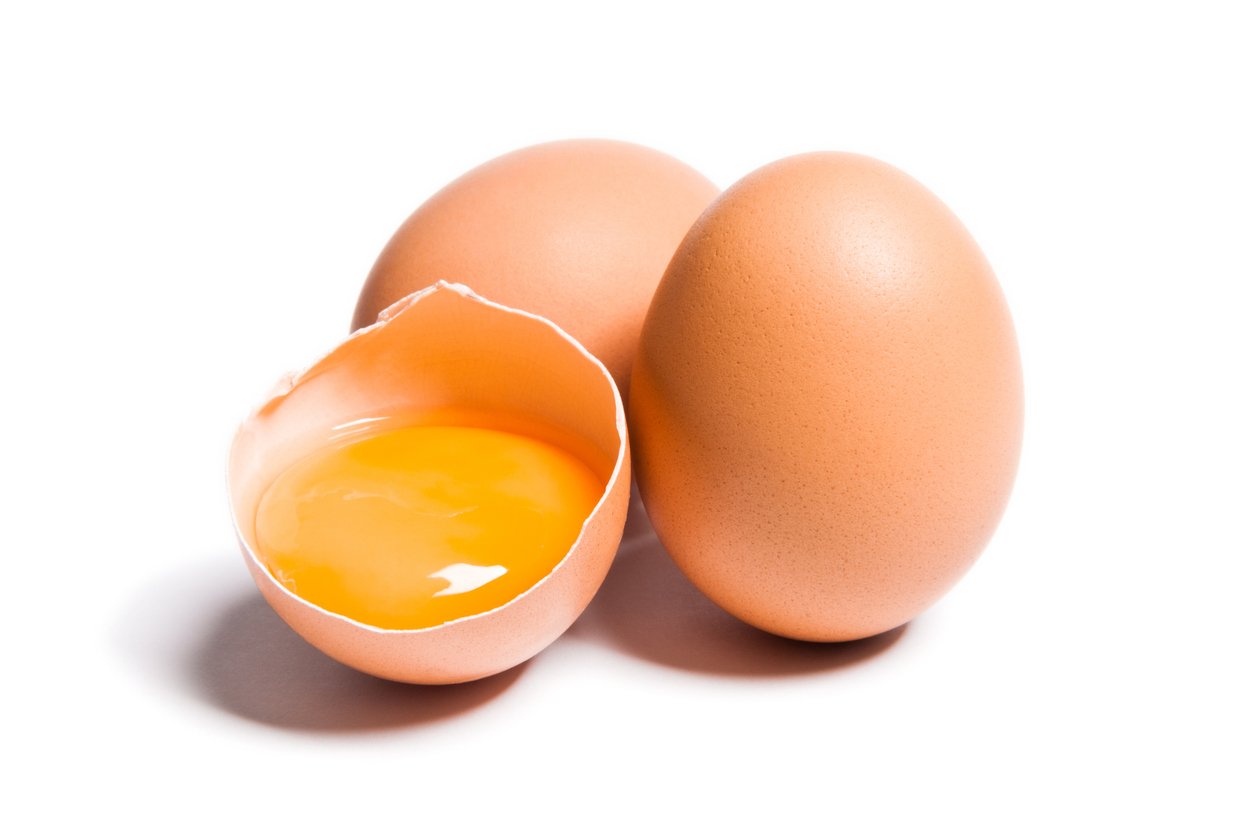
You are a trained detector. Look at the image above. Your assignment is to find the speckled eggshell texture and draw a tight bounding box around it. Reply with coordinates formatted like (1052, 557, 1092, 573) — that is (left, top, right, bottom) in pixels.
(630, 152, 1023, 642)
(352, 139, 719, 396)
(229, 282, 630, 684)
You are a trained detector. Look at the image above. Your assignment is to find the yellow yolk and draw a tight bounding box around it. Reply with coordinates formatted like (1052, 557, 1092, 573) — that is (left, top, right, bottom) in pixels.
(253, 422, 605, 630)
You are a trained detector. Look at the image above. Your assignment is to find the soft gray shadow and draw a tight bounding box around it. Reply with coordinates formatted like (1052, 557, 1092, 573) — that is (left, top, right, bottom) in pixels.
(115, 559, 522, 734)
(569, 495, 906, 676)
(194, 594, 524, 731)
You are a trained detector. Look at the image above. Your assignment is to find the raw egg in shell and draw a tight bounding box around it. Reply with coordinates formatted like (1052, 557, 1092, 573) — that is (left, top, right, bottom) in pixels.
(229, 282, 630, 684)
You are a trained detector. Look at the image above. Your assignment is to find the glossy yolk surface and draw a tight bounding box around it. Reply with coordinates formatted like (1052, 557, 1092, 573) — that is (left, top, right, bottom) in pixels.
(254, 423, 604, 630)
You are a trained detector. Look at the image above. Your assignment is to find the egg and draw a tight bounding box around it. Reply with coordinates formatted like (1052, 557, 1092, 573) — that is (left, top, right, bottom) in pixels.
(228, 282, 630, 683)
(630, 152, 1023, 642)
(352, 139, 719, 395)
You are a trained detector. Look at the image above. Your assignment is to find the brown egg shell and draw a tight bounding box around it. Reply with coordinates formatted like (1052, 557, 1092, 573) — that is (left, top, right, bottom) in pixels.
(352, 138, 719, 396)
(229, 282, 630, 684)
(631, 152, 1023, 642)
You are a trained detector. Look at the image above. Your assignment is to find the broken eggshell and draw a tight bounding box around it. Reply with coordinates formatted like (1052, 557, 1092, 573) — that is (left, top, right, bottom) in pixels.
(227, 281, 630, 684)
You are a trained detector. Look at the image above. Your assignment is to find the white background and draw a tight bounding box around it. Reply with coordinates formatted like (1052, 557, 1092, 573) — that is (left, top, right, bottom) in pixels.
(4, 2, 1254, 831)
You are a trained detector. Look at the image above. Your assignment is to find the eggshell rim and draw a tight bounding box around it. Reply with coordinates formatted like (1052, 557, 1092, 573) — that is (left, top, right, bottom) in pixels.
(226, 280, 628, 635)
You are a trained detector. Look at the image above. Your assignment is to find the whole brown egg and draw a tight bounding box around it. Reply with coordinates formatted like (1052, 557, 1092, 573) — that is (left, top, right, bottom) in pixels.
(630, 152, 1023, 642)
(352, 139, 719, 395)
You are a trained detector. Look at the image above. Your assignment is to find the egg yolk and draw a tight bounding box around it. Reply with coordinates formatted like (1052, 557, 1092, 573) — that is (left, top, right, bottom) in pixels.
(253, 422, 604, 630)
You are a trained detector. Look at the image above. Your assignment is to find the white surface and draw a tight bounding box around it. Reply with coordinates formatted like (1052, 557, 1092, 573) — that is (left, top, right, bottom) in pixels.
(4, 2, 1254, 831)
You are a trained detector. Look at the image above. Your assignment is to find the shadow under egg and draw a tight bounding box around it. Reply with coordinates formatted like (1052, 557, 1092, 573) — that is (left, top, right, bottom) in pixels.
(569, 496, 907, 676)
(114, 557, 524, 734)
(192, 593, 526, 732)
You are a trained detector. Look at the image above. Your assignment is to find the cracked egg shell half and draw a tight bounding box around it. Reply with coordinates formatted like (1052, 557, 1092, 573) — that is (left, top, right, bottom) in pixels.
(631, 152, 1023, 642)
(228, 282, 630, 684)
